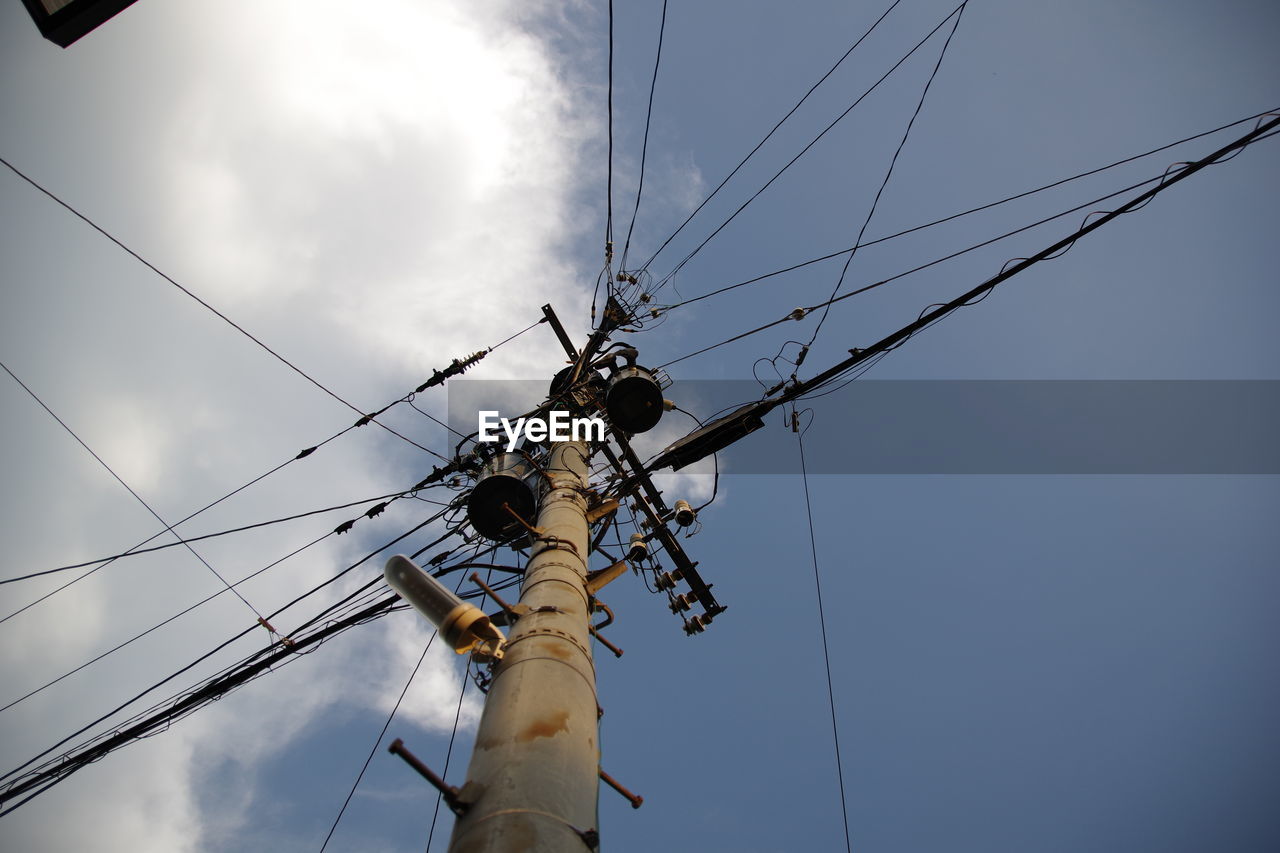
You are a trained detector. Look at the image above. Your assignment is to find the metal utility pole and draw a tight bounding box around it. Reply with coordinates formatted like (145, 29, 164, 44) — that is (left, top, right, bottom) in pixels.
(447, 439, 600, 852)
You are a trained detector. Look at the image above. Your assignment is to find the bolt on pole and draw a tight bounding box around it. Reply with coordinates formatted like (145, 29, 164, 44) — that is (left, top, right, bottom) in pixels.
(447, 439, 601, 852)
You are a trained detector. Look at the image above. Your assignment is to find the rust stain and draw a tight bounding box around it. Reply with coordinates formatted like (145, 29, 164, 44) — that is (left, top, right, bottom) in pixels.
(517, 709, 570, 742)
(544, 639, 574, 661)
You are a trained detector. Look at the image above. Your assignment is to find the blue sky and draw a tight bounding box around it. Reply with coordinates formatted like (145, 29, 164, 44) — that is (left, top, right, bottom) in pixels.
(1, 1, 1277, 851)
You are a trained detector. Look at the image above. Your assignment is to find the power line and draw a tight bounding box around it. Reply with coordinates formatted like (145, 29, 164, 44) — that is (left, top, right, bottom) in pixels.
(0, 489, 413, 585)
(0, 339, 487, 617)
(618, 0, 669, 272)
(654, 148, 1216, 372)
(647, 2, 965, 293)
(0, 519, 489, 817)
(0, 359, 267, 625)
(796, 417, 852, 853)
(319, 621, 445, 852)
(654, 171, 1160, 371)
(0, 508, 458, 790)
(606, 0, 615, 254)
(658, 108, 1279, 314)
(0, 153, 444, 461)
(636, 0, 906, 275)
(0, 591, 403, 817)
(806, 2, 966, 350)
(0, 529, 332, 717)
(785, 113, 1280, 399)
(426, 662, 470, 852)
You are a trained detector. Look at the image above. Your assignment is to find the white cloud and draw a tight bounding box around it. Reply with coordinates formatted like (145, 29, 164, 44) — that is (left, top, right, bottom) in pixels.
(0, 1, 599, 850)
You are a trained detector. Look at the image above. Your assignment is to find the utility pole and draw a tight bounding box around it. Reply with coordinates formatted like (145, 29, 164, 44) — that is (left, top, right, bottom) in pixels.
(447, 439, 601, 852)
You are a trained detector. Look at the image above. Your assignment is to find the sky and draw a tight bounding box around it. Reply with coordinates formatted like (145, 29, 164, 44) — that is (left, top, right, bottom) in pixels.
(1, 1, 1277, 852)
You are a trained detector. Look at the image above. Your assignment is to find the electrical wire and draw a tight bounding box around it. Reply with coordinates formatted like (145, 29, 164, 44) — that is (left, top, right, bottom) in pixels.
(618, 0, 669, 272)
(655, 142, 1249, 372)
(0, 508, 457, 789)
(0, 489, 415, 585)
(636, 0, 906, 276)
(605, 0, 615, 256)
(806, 2, 966, 350)
(0, 333, 491, 617)
(0, 529, 333, 717)
(0, 359, 267, 625)
(318, 575, 468, 852)
(0, 536, 492, 815)
(783, 113, 1280, 400)
(0, 591, 403, 817)
(658, 108, 1280, 315)
(796, 415, 852, 853)
(647, 2, 966, 294)
(0, 154, 443, 461)
(425, 663, 471, 852)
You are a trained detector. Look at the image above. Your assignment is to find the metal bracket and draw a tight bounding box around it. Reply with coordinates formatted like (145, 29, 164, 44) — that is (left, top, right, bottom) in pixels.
(531, 534, 581, 560)
(587, 601, 623, 658)
(388, 738, 470, 816)
(599, 767, 643, 809)
(585, 560, 627, 595)
(584, 497, 620, 524)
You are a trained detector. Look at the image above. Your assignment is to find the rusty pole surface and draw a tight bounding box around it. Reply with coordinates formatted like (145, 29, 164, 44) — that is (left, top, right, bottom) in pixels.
(447, 439, 600, 853)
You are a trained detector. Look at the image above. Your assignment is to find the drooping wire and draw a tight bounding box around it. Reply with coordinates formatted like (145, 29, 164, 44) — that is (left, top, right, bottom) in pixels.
(806, 2, 966, 351)
(0, 359, 268, 626)
(796, 411, 852, 853)
(646, 2, 964, 294)
(636, 0, 906, 276)
(425, 663, 471, 851)
(618, 0, 669, 272)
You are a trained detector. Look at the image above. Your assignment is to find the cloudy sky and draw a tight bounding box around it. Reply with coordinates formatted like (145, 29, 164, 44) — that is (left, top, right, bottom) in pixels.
(1, 1, 1277, 851)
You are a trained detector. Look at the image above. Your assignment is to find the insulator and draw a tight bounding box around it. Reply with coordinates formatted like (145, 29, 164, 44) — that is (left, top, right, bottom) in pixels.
(683, 615, 707, 635)
(605, 365, 664, 434)
(669, 592, 697, 613)
(627, 532, 648, 562)
(673, 499, 696, 528)
(654, 571, 676, 591)
(466, 453, 538, 542)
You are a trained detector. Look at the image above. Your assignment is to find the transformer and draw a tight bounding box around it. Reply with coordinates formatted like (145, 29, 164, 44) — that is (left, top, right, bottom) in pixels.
(466, 452, 539, 542)
(605, 365, 664, 434)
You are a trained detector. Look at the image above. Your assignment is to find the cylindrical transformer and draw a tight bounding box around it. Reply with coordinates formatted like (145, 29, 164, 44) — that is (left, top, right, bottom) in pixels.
(466, 452, 539, 541)
(605, 365, 664, 433)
